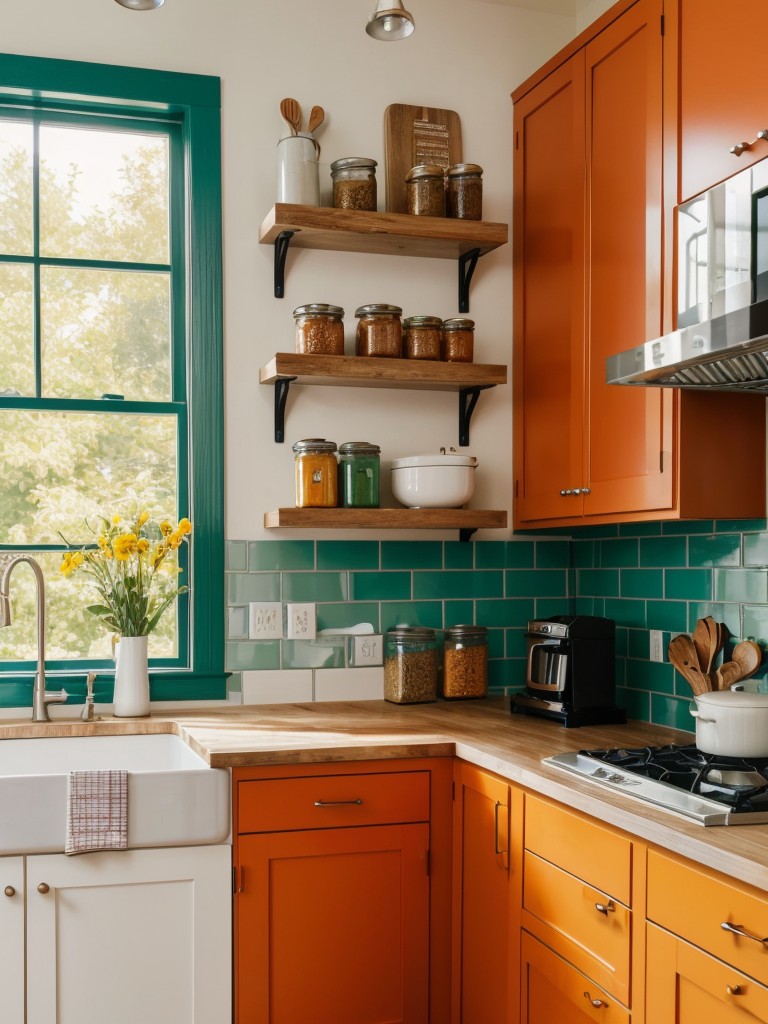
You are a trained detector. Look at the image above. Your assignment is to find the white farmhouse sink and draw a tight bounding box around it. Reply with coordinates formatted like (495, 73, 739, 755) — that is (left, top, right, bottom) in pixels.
(0, 733, 230, 855)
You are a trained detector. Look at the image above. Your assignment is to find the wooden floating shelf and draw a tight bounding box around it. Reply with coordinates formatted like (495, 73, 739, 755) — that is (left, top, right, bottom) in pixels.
(264, 507, 508, 541)
(259, 353, 507, 391)
(258, 204, 508, 260)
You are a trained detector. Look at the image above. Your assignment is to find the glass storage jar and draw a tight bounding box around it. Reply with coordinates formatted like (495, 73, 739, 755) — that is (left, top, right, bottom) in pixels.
(442, 625, 488, 699)
(331, 157, 378, 211)
(384, 627, 439, 704)
(355, 304, 403, 357)
(292, 438, 338, 508)
(441, 317, 475, 362)
(403, 315, 442, 360)
(405, 164, 446, 217)
(338, 441, 381, 508)
(446, 163, 483, 220)
(293, 304, 345, 355)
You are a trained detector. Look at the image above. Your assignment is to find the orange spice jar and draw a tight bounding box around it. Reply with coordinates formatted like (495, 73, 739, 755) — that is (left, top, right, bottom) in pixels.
(292, 438, 338, 507)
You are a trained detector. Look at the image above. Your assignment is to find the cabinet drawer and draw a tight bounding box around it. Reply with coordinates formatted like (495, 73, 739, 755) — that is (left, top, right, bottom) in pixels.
(523, 851, 631, 1005)
(647, 848, 768, 986)
(238, 771, 430, 834)
(525, 795, 632, 906)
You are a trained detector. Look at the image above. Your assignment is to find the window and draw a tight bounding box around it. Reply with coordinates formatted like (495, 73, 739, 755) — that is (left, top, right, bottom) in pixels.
(0, 53, 224, 705)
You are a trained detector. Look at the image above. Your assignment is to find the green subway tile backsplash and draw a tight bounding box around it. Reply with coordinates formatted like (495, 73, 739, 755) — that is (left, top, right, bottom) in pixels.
(415, 570, 503, 600)
(248, 540, 315, 571)
(382, 540, 442, 569)
(350, 572, 411, 601)
(688, 534, 741, 567)
(744, 532, 768, 566)
(318, 541, 380, 570)
(665, 568, 713, 601)
(639, 536, 687, 567)
(283, 572, 348, 602)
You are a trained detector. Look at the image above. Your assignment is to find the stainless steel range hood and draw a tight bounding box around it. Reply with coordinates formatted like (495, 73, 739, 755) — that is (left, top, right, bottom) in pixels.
(606, 299, 768, 392)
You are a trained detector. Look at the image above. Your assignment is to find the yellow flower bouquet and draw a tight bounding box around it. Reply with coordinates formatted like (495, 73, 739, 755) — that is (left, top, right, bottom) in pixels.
(60, 511, 192, 638)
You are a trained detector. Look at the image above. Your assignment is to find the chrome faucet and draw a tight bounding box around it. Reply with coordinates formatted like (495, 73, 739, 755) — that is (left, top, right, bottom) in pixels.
(0, 555, 68, 721)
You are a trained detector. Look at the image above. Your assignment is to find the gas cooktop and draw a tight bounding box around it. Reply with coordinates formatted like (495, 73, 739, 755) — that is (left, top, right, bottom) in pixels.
(543, 743, 768, 826)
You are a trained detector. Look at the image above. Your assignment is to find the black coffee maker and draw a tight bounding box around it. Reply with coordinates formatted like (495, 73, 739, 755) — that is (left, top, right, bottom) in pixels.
(512, 615, 625, 727)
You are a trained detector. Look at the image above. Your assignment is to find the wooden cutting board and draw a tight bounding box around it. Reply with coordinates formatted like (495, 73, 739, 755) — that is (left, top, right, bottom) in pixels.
(383, 103, 463, 214)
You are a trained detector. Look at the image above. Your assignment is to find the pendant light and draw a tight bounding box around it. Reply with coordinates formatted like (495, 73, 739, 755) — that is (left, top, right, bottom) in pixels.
(114, 0, 165, 9)
(366, 0, 415, 40)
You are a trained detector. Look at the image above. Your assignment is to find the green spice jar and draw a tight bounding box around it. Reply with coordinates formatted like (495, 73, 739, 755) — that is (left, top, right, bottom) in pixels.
(384, 627, 439, 703)
(442, 624, 488, 699)
(338, 441, 381, 508)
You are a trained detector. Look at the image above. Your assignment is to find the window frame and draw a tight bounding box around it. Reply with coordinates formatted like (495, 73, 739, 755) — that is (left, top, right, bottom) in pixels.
(0, 52, 225, 705)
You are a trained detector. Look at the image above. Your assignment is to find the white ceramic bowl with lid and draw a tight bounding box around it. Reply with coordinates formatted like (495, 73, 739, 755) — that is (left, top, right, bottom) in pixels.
(390, 451, 477, 508)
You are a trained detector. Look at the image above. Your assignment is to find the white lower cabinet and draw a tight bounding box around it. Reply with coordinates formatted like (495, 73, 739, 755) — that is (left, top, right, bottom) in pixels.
(2, 844, 231, 1024)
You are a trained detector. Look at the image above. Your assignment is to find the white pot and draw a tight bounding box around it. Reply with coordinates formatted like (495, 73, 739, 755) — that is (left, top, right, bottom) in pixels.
(391, 452, 477, 509)
(690, 689, 768, 757)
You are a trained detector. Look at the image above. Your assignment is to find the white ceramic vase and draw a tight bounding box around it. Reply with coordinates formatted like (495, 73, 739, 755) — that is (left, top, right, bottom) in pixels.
(113, 635, 151, 717)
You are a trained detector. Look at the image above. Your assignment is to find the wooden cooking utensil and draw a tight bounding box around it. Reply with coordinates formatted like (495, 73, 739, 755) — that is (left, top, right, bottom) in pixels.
(280, 97, 302, 136)
(308, 105, 325, 135)
(731, 640, 762, 681)
(668, 634, 711, 695)
(716, 660, 743, 690)
(692, 617, 712, 673)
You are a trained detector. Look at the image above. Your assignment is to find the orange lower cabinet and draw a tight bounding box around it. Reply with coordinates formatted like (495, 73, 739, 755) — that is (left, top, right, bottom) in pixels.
(646, 922, 768, 1023)
(521, 931, 629, 1024)
(451, 761, 522, 1024)
(236, 822, 430, 1024)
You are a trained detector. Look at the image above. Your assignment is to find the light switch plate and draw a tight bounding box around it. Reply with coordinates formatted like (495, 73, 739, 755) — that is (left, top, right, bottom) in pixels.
(249, 602, 284, 640)
(351, 634, 383, 666)
(286, 603, 317, 640)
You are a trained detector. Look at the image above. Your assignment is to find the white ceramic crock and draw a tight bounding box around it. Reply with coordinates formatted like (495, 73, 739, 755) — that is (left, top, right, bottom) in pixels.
(390, 452, 477, 509)
(690, 689, 768, 757)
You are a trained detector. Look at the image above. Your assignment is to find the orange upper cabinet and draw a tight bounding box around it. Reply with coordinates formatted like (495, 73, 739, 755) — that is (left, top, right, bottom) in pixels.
(669, 0, 768, 203)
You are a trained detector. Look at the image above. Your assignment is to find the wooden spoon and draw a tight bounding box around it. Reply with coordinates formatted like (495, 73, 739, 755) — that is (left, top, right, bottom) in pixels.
(308, 105, 325, 135)
(716, 660, 743, 690)
(280, 97, 302, 136)
(668, 634, 711, 695)
(692, 617, 711, 673)
(732, 640, 762, 681)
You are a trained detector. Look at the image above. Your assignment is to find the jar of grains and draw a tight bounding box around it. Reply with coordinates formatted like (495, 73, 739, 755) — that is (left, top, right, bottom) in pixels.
(441, 317, 475, 362)
(355, 304, 403, 357)
(446, 163, 483, 220)
(442, 625, 488, 699)
(293, 304, 345, 355)
(384, 627, 439, 703)
(292, 438, 338, 508)
(338, 441, 381, 508)
(403, 315, 442, 360)
(405, 164, 446, 217)
(330, 157, 378, 211)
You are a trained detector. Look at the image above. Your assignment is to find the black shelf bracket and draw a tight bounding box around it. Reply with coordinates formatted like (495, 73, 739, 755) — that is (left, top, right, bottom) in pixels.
(459, 527, 477, 543)
(273, 376, 296, 442)
(459, 384, 493, 446)
(458, 247, 482, 313)
(273, 230, 295, 298)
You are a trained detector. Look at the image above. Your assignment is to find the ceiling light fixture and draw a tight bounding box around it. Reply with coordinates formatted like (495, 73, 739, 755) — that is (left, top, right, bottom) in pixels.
(365, 0, 415, 41)
(114, 0, 165, 10)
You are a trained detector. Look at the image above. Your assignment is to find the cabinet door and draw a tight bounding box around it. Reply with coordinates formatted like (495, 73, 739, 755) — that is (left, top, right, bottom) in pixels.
(0, 856, 24, 1024)
(673, 0, 768, 202)
(583, 0, 673, 517)
(452, 762, 519, 1024)
(236, 822, 429, 1024)
(521, 931, 629, 1024)
(646, 922, 768, 1023)
(513, 52, 586, 524)
(26, 845, 232, 1024)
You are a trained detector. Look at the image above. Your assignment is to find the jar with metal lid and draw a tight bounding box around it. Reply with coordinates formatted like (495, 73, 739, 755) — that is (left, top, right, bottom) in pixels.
(441, 317, 475, 362)
(384, 627, 439, 704)
(292, 438, 338, 508)
(331, 157, 378, 212)
(293, 304, 345, 355)
(442, 625, 488, 699)
(405, 164, 446, 217)
(403, 315, 442, 360)
(446, 163, 483, 220)
(355, 304, 403, 357)
(338, 441, 381, 508)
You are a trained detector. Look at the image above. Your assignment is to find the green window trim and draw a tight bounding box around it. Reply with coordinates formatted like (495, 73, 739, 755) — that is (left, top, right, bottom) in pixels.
(0, 52, 225, 705)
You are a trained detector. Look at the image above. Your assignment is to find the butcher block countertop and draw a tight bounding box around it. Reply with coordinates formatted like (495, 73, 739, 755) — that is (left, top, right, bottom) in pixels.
(2, 698, 768, 890)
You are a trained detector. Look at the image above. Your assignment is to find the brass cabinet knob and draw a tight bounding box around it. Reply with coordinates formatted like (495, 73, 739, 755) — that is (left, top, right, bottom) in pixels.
(37, 882, 50, 894)
(3, 885, 15, 897)
(726, 984, 743, 996)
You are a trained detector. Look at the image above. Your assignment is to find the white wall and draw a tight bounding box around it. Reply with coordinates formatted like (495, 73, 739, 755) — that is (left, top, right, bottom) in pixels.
(2, 0, 577, 540)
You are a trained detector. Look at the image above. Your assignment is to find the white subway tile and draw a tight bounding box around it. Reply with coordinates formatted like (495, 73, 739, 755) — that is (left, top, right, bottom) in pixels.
(241, 669, 313, 704)
(314, 667, 384, 702)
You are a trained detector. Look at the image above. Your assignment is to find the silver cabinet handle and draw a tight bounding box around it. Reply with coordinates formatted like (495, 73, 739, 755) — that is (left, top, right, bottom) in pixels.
(721, 921, 768, 945)
(37, 883, 50, 895)
(560, 489, 573, 496)
(314, 799, 363, 807)
(730, 141, 752, 156)
(757, 130, 768, 141)
(595, 900, 615, 915)
(573, 487, 582, 495)
(582, 487, 591, 494)
(726, 984, 743, 996)
(583, 991, 607, 1008)
(3, 885, 15, 897)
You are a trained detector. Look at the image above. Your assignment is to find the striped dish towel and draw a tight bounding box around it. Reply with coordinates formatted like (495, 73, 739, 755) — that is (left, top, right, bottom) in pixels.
(65, 770, 128, 855)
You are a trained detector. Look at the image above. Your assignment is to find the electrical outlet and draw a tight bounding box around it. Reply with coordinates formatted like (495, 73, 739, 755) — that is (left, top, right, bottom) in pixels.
(249, 602, 284, 640)
(351, 634, 383, 666)
(286, 602, 317, 641)
(649, 629, 664, 663)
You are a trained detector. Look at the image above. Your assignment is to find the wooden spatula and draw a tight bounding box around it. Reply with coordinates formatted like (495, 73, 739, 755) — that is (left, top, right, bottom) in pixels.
(279, 97, 302, 136)
(692, 617, 712, 673)
(668, 634, 711, 695)
(731, 640, 762, 681)
(308, 105, 325, 135)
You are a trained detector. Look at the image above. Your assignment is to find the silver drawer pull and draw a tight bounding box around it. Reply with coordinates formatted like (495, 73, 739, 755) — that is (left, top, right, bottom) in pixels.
(595, 900, 615, 915)
(726, 984, 743, 996)
(583, 991, 607, 1008)
(721, 921, 768, 945)
(314, 799, 363, 807)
